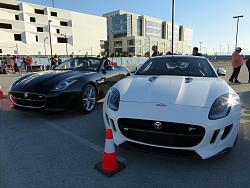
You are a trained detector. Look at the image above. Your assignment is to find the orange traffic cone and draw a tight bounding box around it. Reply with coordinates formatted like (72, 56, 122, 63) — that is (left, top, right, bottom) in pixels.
(0, 85, 5, 98)
(95, 129, 126, 177)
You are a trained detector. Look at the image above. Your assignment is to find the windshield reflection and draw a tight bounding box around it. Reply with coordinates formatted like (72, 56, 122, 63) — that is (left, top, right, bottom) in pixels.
(55, 58, 101, 72)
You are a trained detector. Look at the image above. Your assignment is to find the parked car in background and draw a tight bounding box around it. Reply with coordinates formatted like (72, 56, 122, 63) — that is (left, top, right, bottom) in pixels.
(110, 60, 118, 67)
(9, 57, 130, 113)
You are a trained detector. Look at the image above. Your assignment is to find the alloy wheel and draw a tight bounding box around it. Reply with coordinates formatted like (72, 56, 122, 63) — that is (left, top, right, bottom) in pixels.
(82, 85, 96, 112)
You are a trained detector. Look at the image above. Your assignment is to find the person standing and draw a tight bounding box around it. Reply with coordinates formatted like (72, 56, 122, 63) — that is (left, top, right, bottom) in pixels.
(6, 54, 11, 67)
(26, 56, 33, 73)
(192, 47, 202, 56)
(51, 54, 59, 69)
(151, 46, 159, 57)
(246, 57, 250, 83)
(229, 47, 244, 84)
(6, 54, 14, 73)
(10, 56, 16, 74)
(15, 56, 22, 73)
(21, 57, 26, 71)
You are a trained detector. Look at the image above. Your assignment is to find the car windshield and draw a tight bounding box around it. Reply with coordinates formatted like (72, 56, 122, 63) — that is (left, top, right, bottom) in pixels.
(55, 58, 102, 71)
(135, 57, 217, 78)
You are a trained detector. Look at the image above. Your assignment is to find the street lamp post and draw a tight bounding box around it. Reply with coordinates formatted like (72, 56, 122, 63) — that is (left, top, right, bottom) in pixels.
(44, 37, 48, 56)
(15, 44, 19, 55)
(61, 33, 68, 56)
(233, 15, 243, 49)
(48, 20, 53, 57)
(219, 44, 222, 55)
(199, 41, 203, 54)
(171, 0, 175, 55)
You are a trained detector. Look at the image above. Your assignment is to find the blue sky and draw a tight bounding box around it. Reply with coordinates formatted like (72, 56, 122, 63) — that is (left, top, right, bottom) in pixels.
(23, 0, 250, 54)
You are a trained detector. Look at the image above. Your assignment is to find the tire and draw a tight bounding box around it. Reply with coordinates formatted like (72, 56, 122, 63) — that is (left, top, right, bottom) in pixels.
(80, 84, 97, 113)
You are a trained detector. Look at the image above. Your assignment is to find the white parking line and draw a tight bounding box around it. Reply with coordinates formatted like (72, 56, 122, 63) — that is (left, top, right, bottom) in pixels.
(42, 120, 126, 163)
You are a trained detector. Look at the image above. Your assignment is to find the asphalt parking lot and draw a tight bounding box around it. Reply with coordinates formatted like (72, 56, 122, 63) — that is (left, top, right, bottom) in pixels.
(0, 62, 250, 188)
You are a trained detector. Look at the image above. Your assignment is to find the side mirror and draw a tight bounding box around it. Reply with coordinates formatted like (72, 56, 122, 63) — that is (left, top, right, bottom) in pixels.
(51, 65, 57, 70)
(130, 70, 136, 74)
(217, 68, 226, 76)
(130, 67, 138, 74)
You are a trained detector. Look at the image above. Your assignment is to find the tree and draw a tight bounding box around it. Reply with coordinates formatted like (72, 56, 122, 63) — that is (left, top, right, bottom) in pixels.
(122, 51, 128, 57)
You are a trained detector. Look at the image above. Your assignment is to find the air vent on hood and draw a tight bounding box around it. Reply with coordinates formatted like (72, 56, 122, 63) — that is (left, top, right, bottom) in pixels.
(185, 77, 193, 83)
(148, 76, 158, 82)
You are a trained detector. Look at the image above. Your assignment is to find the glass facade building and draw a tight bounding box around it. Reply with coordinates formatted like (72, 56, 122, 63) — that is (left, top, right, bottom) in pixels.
(145, 20, 162, 39)
(112, 14, 132, 38)
(104, 10, 193, 56)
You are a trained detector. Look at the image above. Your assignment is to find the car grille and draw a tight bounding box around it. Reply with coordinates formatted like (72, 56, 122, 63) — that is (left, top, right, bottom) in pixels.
(118, 118, 205, 147)
(10, 92, 46, 108)
(121, 141, 202, 159)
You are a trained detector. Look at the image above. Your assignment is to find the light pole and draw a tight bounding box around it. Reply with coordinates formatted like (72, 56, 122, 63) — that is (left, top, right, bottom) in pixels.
(61, 33, 68, 56)
(233, 15, 243, 49)
(48, 20, 53, 57)
(171, 0, 175, 55)
(15, 44, 19, 55)
(44, 37, 48, 56)
(110, 30, 115, 57)
(52, 0, 55, 8)
(219, 44, 222, 55)
(199, 41, 203, 54)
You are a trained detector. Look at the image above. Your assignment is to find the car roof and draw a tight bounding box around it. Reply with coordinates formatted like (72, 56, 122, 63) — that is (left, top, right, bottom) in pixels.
(150, 55, 208, 60)
(72, 57, 103, 60)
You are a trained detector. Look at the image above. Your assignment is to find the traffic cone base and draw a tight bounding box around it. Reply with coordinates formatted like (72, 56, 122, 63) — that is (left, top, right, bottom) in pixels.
(0, 86, 6, 98)
(95, 129, 126, 177)
(95, 161, 126, 177)
(102, 152, 118, 170)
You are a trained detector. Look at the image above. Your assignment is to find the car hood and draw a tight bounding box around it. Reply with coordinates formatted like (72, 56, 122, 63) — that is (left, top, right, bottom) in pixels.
(115, 75, 236, 108)
(11, 70, 95, 93)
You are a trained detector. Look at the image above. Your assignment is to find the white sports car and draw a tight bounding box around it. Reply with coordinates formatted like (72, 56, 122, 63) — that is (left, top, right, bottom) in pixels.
(103, 56, 241, 159)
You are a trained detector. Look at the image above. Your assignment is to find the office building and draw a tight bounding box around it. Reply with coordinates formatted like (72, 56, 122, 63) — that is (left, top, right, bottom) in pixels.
(0, 0, 107, 56)
(103, 10, 192, 56)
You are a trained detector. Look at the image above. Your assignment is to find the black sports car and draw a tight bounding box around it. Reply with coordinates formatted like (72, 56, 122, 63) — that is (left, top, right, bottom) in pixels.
(9, 57, 130, 113)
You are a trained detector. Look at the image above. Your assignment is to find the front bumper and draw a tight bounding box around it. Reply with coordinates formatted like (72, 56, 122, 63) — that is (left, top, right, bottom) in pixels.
(9, 91, 80, 112)
(103, 100, 241, 159)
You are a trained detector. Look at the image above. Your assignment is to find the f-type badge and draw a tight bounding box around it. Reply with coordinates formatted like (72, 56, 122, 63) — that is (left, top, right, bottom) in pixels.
(154, 122, 162, 130)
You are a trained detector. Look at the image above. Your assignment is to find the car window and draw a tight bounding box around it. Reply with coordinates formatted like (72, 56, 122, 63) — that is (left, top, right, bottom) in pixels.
(55, 58, 101, 71)
(135, 57, 217, 78)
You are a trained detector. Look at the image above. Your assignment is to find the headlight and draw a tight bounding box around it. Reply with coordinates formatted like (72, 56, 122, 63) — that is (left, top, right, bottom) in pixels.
(208, 94, 240, 120)
(107, 88, 120, 111)
(53, 80, 77, 91)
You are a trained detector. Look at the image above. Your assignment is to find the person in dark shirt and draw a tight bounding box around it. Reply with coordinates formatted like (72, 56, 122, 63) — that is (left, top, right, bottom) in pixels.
(26, 56, 33, 73)
(192, 47, 202, 56)
(246, 58, 250, 83)
(151, 45, 159, 57)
